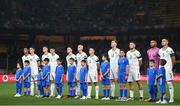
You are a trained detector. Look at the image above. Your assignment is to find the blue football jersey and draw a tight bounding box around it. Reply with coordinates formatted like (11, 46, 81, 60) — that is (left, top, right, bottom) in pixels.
(23, 67, 31, 82)
(67, 65, 76, 82)
(15, 68, 23, 82)
(42, 65, 50, 82)
(147, 67, 157, 85)
(118, 57, 129, 75)
(55, 65, 64, 84)
(158, 66, 166, 86)
(79, 66, 88, 83)
(100, 60, 110, 78)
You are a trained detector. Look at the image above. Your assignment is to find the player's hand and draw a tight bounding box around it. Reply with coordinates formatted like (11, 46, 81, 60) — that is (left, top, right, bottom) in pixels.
(101, 76, 104, 80)
(125, 76, 128, 80)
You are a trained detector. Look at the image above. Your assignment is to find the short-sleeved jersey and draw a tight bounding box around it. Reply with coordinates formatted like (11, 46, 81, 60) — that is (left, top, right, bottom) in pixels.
(157, 66, 166, 86)
(79, 66, 88, 83)
(55, 65, 64, 84)
(118, 57, 129, 75)
(23, 67, 31, 82)
(15, 69, 23, 82)
(66, 54, 76, 66)
(29, 54, 40, 75)
(147, 67, 157, 85)
(76, 52, 87, 70)
(22, 54, 31, 67)
(159, 47, 175, 71)
(108, 48, 120, 65)
(67, 65, 76, 82)
(42, 53, 51, 61)
(147, 47, 160, 69)
(126, 49, 142, 70)
(37, 72, 43, 84)
(87, 55, 99, 71)
(42, 65, 50, 82)
(49, 53, 59, 73)
(100, 60, 110, 79)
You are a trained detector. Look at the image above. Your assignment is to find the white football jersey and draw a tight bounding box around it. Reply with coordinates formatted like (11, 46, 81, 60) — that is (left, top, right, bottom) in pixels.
(87, 55, 99, 72)
(66, 54, 76, 66)
(29, 54, 40, 75)
(22, 54, 31, 67)
(108, 48, 120, 65)
(159, 47, 175, 71)
(126, 49, 142, 71)
(49, 53, 59, 73)
(76, 52, 87, 70)
(41, 53, 51, 61)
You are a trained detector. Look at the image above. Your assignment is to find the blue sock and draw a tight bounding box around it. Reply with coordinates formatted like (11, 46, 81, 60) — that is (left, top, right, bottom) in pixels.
(84, 89, 87, 96)
(120, 89, 123, 97)
(24, 90, 27, 95)
(150, 92, 153, 99)
(59, 87, 62, 96)
(73, 89, 76, 96)
(70, 90, 72, 96)
(107, 89, 110, 97)
(124, 89, 127, 97)
(154, 93, 157, 100)
(103, 89, 106, 97)
(57, 87, 60, 95)
(19, 88, 22, 95)
(27, 91, 30, 95)
(16, 87, 18, 94)
(69, 90, 71, 96)
(160, 95, 163, 101)
(48, 91, 50, 96)
(82, 89, 85, 96)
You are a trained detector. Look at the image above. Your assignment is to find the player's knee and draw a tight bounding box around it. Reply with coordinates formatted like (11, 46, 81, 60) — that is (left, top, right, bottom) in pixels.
(167, 81, 173, 89)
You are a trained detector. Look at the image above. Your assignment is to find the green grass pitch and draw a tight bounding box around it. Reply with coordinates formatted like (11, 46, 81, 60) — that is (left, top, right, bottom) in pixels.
(0, 82, 180, 105)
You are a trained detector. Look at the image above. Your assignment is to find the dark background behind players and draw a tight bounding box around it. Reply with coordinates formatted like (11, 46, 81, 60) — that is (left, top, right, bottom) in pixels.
(0, 0, 179, 73)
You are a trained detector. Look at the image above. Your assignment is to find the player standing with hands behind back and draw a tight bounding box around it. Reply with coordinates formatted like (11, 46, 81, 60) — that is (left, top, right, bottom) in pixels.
(87, 48, 99, 99)
(108, 40, 120, 98)
(126, 42, 143, 101)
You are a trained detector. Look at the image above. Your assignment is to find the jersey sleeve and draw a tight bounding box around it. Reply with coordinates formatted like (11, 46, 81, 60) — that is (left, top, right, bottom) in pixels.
(95, 56, 99, 63)
(74, 66, 76, 73)
(73, 55, 77, 60)
(169, 47, 175, 57)
(136, 51, 142, 60)
(147, 68, 149, 75)
(61, 67, 65, 75)
(28, 67, 31, 74)
(36, 55, 40, 61)
(107, 62, 110, 71)
(108, 50, 111, 58)
(84, 53, 87, 59)
(126, 58, 129, 65)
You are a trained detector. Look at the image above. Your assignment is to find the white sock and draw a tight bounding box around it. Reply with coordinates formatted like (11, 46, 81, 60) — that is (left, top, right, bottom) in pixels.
(88, 86, 92, 97)
(95, 86, 99, 97)
(35, 82, 38, 95)
(130, 90, 134, 98)
(139, 90, 143, 98)
(76, 83, 80, 96)
(50, 83, 55, 95)
(111, 83, 115, 97)
(167, 82, 174, 100)
(30, 82, 34, 95)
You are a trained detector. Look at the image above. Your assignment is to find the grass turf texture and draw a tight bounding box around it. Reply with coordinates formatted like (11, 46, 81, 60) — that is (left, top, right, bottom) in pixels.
(0, 82, 180, 105)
